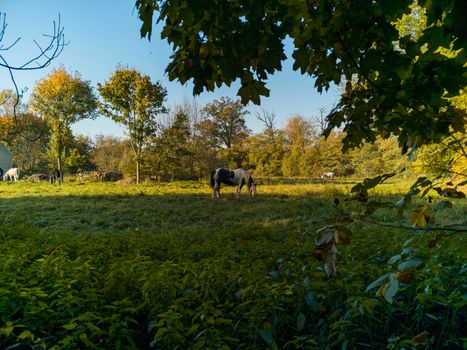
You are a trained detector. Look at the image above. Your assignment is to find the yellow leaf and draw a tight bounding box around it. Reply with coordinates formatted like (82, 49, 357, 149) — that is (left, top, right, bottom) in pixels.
(410, 205, 433, 228)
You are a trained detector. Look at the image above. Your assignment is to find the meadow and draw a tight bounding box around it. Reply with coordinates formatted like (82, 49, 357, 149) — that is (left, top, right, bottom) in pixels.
(0, 179, 465, 349)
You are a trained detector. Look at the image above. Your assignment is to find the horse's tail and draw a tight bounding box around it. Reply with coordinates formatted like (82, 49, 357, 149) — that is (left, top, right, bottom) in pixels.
(209, 169, 216, 188)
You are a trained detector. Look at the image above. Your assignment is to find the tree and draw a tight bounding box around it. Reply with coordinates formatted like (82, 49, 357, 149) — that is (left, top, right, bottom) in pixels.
(65, 134, 94, 173)
(30, 67, 97, 179)
(199, 97, 250, 168)
(135, 0, 466, 150)
(202, 97, 250, 149)
(246, 130, 286, 177)
(98, 67, 167, 184)
(190, 119, 219, 179)
(91, 135, 133, 174)
(256, 109, 278, 142)
(144, 108, 192, 180)
(349, 136, 410, 178)
(0, 111, 50, 173)
(282, 115, 314, 177)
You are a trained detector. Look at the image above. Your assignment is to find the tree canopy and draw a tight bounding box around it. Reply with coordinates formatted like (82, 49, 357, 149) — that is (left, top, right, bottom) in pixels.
(97, 66, 168, 183)
(135, 0, 466, 150)
(29, 67, 97, 174)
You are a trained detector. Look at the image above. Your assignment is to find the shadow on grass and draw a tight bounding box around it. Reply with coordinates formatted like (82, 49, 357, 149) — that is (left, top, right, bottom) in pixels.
(0, 191, 340, 236)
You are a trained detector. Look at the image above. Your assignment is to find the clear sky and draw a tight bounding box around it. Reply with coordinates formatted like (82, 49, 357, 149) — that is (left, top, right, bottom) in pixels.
(1, 0, 340, 138)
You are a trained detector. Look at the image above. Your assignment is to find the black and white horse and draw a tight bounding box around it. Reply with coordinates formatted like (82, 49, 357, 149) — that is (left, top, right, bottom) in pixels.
(210, 168, 256, 198)
(49, 169, 63, 185)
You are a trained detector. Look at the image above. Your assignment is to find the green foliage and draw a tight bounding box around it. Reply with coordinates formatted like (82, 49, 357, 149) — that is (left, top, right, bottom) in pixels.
(0, 91, 50, 173)
(97, 66, 168, 183)
(412, 132, 467, 176)
(144, 109, 193, 180)
(246, 131, 286, 177)
(29, 67, 98, 173)
(135, 0, 467, 150)
(91, 135, 133, 175)
(201, 97, 250, 149)
(0, 181, 465, 348)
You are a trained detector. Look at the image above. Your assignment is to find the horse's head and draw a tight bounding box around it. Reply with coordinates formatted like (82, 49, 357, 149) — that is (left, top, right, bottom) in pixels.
(247, 177, 257, 197)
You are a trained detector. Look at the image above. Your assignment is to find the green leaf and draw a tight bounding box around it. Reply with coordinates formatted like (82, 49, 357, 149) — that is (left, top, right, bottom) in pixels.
(63, 323, 78, 331)
(382, 277, 399, 304)
(259, 329, 274, 344)
(387, 255, 401, 265)
(398, 258, 423, 270)
(17, 330, 34, 341)
(296, 313, 306, 331)
(305, 292, 318, 312)
(366, 273, 390, 292)
(362, 175, 384, 189)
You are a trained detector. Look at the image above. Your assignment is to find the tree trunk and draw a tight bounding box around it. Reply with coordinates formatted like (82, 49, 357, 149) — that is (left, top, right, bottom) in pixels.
(57, 156, 63, 183)
(136, 159, 140, 184)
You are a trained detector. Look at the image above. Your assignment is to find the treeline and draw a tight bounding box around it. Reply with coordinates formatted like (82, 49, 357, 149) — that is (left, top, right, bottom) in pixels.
(0, 67, 464, 182)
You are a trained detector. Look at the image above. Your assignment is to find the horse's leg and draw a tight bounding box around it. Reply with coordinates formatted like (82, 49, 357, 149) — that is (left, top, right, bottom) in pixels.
(236, 184, 243, 198)
(212, 181, 220, 198)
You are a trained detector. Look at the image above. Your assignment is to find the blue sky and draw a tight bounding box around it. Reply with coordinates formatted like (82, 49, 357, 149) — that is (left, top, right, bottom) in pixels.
(1, 0, 340, 138)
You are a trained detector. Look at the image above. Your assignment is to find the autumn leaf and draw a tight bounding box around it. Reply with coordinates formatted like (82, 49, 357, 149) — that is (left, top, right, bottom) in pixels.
(334, 225, 351, 245)
(411, 331, 430, 346)
(410, 205, 433, 227)
(397, 270, 413, 283)
(315, 225, 336, 247)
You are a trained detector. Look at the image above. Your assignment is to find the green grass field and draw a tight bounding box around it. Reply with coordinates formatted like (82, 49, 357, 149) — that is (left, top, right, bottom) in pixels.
(0, 180, 465, 349)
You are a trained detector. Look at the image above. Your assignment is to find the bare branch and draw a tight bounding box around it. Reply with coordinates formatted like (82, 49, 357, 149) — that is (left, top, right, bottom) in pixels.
(352, 215, 467, 233)
(0, 13, 65, 141)
(255, 109, 277, 141)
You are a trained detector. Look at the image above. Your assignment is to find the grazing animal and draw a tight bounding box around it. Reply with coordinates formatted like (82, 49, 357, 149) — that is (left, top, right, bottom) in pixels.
(0, 168, 3, 179)
(321, 171, 335, 179)
(28, 173, 48, 182)
(210, 168, 256, 198)
(49, 169, 62, 185)
(3, 167, 19, 182)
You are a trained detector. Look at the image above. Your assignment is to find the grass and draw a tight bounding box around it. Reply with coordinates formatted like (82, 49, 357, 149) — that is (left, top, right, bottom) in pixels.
(0, 180, 465, 349)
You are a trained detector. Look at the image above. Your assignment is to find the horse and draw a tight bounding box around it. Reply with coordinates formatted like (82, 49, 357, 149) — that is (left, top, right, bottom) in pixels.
(321, 171, 335, 179)
(49, 169, 63, 185)
(27, 173, 48, 182)
(210, 168, 256, 198)
(3, 167, 20, 182)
